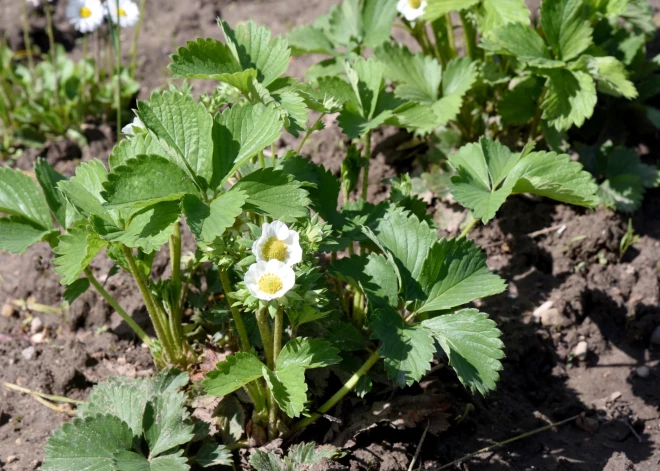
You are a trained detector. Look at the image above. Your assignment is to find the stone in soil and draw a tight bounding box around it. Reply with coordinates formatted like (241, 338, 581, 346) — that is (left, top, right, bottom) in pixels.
(635, 366, 650, 378)
(573, 341, 589, 361)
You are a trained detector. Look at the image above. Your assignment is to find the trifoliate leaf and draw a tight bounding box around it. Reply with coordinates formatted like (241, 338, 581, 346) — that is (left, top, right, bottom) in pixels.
(0, 167, 52, 229)
(578, 55, 638, 99)
(417, 238, 507, 313)
(204, 352, 265, 397)
(136, 91, 214, 189)
(219, 20, 290, 88)
(43, 415, 134, 471)
(0, 217, 52, 254)
(63, 278, 90, 304)
(480, 23, 563, 68)
(213, 103, 283, 186)
(53, 226, 106, 285)
(109, 133, 167, 171)
(369, 308, 435, 387)
(102, 155, 199, 210)
(143, 391, 195, 458)
(476, 0, 530, 34)
(374, 43, 441, 104)
(231, 168, 310, 221)
(499, 76, 544, 126)
(328, 254, 399, 309)
(91, 201, 180, 253)
(58, 160, 112, 222)
(263, 365, 307, 418)
(541, 69, 597, 131)
(423, 0, 480, 21)
(196, 443, 232, 468)
(276, 338, 342, 371)
(422, 309, 504, 395)
(35, 158, 79, 228)
(183, 190, 246, 243)
(112, 450, 190, 471)
(541, 0, 593, 62)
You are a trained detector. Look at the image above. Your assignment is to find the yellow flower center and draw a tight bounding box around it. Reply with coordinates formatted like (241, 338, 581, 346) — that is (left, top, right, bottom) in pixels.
(118, 7, 127, 16)
(408, 0, 422, 8)
(258, 274, 283, 295)
(80, 6, 92, 18)
(261, 237, 287, 262)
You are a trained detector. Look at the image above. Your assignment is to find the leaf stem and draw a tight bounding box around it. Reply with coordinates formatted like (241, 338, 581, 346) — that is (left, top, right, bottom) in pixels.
(296, 113, 325, 155)
(129, 0, 147, 78)
(459, 11, 478, 61)
(273, 307, 283, 363)
(361, 131, 372, 200)
(290, 350, 380, 432)
(459, 218, 480, 239)
(445, 14, 457, 59)
(256, 306, 275, 370)
(169, 220, 183, 342)
(84, 267, 152, 346)
(258, 150, 266, 169)
(219, 269, 251, 352)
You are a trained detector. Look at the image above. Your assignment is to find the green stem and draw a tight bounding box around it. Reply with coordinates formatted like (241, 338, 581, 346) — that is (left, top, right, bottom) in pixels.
(352, 290, 365, 328)
(258, 150, 266, 169)
(44, 5, 59, 107)
(459, 10, 478, 60)
(20, 0, 34, 73)
(296, 113, 325, 155)
(256, 307, 275, 370)
(169, 220, 183, 342)
(3, 382, 84, 405)
(270, 143, 276, 167)
(528, 88, 548, 142)
(459, 218, 479, 239)
(84, 267, 152, 346)
(273, 307, 283, 363)
(290, 350, 380, 432)
(129, 0, 147, 78)
(219, 270, 252, 352)
(361, 131, 372, 200)
(445, 14, 456, 59)
(268, 392, 279, 440)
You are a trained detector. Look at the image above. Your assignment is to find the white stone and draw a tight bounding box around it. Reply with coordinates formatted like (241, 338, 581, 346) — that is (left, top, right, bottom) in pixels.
(573, 341, 588, 361)
(30, 332, 45, 344)
(21, 346, 36, 360)
(636, 366, 650, 378)
(533, 300, 554, 317)
(30, 317, 44, 334)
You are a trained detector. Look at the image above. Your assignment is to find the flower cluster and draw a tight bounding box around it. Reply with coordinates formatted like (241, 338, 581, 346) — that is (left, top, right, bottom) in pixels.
(66, 0, 139, 34)
(245, 221, 302, 301)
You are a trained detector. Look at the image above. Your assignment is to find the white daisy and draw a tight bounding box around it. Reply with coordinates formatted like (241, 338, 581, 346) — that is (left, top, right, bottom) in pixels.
(66, 0, 104, 34)
(397, 0, 427, 22)
(245, 260, 295, 301)
(105, 0, 140, 28)
(252, 220, 302, 267)
(122, 116, 145, 136)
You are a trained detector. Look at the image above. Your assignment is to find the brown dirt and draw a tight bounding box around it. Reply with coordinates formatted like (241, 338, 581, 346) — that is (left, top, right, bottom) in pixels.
(1, 1, 660, 470)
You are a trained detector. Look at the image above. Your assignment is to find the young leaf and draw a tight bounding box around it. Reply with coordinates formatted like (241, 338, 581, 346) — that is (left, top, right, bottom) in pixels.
(53, 226, 106, 285)
(102, 155, 199, 210)
(204, 352, 265, 397)
(422, 309, 504, 395)
(0, 217, 52, 254)
(0, 167, 53, 229)
(263, 365, 307, 418)
(541, 69, 597, 131)
(143, 391, 195, 458)
(43, 415, 134, 471)
(112, 450, 190, 471)
(58, 160, 112, 222)
(182, 190, 247, 243)
(541, 0, 593, 62)
(369, 308, 435, 387)
(231, 168, 310, 221)
(35, 158, 79, 228)
(136, 91, 214, 189)
(275, 338, 342, 371)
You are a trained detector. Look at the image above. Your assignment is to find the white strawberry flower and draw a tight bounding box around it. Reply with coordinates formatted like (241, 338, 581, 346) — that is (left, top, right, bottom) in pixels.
(245, 260, 296, 301)
(105, 0, 140, 28)
(397, 0, 427, 22)
(122, 117, 145, 136)
(252, 220, 302, 267)
(66, 0, 105, 34)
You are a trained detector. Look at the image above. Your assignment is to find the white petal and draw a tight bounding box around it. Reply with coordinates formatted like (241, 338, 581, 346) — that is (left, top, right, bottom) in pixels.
(285, 231, 303, 266)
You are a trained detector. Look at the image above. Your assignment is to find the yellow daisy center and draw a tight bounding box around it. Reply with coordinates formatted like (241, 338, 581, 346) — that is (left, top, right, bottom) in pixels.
(408, 0, 422, 8)
(80, 6, 92, 18)
(261, 237, 287, 262)
(258, 273, 283, 295)
(119, 7, 127, 16)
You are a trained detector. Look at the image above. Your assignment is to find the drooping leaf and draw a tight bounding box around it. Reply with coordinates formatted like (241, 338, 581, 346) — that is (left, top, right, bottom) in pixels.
(541, 0, 593, 62)
(369, 308, 435, 387)
(286, 443, 338, 467)
(182, 190, 247, 243)
(0, 167, 52, 229)
(35, 158, 79, 228)
(422, 309, 504, 395)
(541, 69, 597, 132)
(204, 352, 265, 397)
(63, 278, 90, 304)
(53, 226, 106, 285)
(275, 338, 342, 371)
(0, 217, 52, 254)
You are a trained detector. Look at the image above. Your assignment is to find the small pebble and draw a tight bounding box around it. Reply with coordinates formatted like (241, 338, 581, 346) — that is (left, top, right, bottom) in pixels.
(609, 391, 622, 403)
(533, 300, 554, 317)
(7, 455, 17, 463)
(650, 325, 660, 346)
(30, 332, 45, 344)
(1, 303, 15, 318)
(636, 366, 650, 378)
(15, 438, 22, 445)
(573, 341, 589, 361)
(21, 346, 36, 361)
(30, 317, 44, 334)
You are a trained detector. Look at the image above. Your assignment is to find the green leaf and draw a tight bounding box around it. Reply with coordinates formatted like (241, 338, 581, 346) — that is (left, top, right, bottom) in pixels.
(579, 55, 638, 99)
(541, 69, 597, 132)
(109, 133, 167, 171)
(169, 38, 243, 83)
(183, 191, 247, 243)
(135, 91, 214, 189)
(480, 23, 563, 67)
(328, 254, 399, 309)
(204, 352, 265, 397)
(0, 217, 52, 254)
(423, 0, 480, 21)
(263, 365, 307, 418)
(417, 238, 507, 313)
(35, 158, 79, 228)
(58, 160, 112, 221)
(63, 278, 90, 304)
(0, 167, 52, 229)
(247, 80, 307, 137)
(361, 0, 398, 48)
(219, 20, 290, 88)
(43, 415, 134, 471)
(53, 226, 106, 285)
(102, 155, 198, 210)
(369, 309, 435, 387)
(276, 338, 342, 371)
(250, 450, 283, 471)
(113, 450, 190, 471)
(231, 168, 310, 221)
(476, 0, 530, 34)
(541, 0, 593, 62)
(499, 76, 544, 126)
(143, 391, 195, 458)
(422, 309, 504, 395)
(599, 175, 644, 213)
(374, 43, 442, 104)
(346, 57, 384, 120)
(443, 57, 479, 98)
(213, 103, 283, 186)
(286, 443, 338, 467)
(287, 25, 335, 55)
(197, 444, 232, 468)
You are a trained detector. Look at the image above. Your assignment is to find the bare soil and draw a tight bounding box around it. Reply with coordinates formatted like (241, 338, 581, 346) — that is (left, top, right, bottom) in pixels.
(1, 1, 660, 470)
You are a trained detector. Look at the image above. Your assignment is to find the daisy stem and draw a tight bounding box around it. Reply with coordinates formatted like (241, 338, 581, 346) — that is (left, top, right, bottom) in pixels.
(114, 0, 122, 139)
(361, 130, 371, 200)
(290, 350, 380, 432)
(129, 0, 147, 78)
(44, 4, 59, 107)
(20, 0, 34, 73)
(219, 269, 251, 352)
(256, 306, 275, 370)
